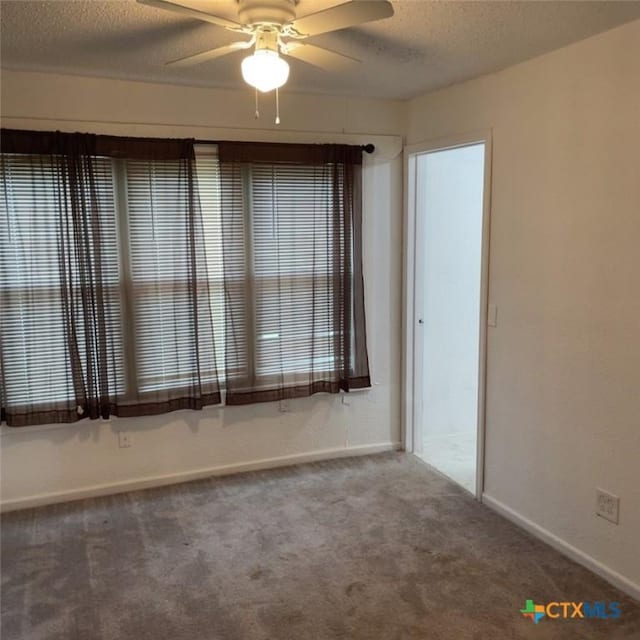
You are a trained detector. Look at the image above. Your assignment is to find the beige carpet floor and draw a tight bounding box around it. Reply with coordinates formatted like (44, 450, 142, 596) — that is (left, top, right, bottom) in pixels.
(2, 452, 639, 639)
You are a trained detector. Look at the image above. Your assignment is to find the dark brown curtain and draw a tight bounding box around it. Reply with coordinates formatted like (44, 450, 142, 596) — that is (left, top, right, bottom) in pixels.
(218, 141, 370, 405)
(0, 129, 220, 427)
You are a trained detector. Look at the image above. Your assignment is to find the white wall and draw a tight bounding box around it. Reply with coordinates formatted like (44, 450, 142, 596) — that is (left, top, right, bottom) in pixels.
(0, 70, 404, 508)
(418, 145, 484, 438)
(407, 20, 640, 592)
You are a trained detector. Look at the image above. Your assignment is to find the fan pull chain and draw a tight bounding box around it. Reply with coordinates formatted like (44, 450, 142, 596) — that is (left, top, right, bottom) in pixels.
(255, 88, 260, 119)
(275, 87, 281, 125)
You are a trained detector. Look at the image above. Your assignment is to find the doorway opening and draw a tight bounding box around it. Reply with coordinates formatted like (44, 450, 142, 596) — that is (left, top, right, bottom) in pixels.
(404, 134, 491, 498)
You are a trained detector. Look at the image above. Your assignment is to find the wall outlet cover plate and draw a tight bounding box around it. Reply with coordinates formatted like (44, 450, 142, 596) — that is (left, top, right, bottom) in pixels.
(595, 488, 619, 524)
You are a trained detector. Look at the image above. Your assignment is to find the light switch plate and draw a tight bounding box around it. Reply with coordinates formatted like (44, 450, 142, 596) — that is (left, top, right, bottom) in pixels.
(488, 304, 498, 327)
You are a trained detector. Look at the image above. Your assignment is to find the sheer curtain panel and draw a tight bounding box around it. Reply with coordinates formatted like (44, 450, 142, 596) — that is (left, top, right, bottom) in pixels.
(218, 141, 371, 405)
(0, 129, 220, 427)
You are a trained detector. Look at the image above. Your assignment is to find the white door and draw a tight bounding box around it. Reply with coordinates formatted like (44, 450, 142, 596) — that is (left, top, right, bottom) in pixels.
(405, 135, 491, 498)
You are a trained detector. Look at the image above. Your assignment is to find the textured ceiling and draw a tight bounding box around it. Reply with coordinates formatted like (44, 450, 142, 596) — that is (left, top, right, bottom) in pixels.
(1, 1, 640, 99)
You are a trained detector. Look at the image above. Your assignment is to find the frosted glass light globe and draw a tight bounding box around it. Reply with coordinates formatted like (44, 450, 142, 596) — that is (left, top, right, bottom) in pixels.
(241, 50, 290, 93)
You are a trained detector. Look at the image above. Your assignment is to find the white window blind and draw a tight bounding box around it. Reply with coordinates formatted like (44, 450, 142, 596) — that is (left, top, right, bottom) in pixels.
(123, 153, 221, 395)
(0, 153, 123, 410)
(250, 163, 338, 378)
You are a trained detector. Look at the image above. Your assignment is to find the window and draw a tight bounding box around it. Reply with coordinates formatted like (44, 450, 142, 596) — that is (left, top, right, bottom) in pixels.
(250, 163, 338, 377)
(217, 141, 370, 406)
(1, 153, 123, 409)
(122, 155, 220, 395)
(1, 132, 370, 426)
(1, 139, 221, 424)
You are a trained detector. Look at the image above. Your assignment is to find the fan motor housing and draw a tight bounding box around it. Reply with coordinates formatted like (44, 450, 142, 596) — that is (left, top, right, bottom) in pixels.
(237, 0, 296, 26)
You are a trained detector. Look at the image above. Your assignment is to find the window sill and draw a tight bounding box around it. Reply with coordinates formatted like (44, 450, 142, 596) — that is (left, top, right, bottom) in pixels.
(0, 419, 112, 438)
(0, 387, 376, 437)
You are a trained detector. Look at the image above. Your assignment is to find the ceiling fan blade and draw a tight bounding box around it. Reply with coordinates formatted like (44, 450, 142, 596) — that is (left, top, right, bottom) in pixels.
(287, 0, 393, 39)
(137, 0, 243, 31)
(166, 41, 252, 67)
(283, 42, 360, 71)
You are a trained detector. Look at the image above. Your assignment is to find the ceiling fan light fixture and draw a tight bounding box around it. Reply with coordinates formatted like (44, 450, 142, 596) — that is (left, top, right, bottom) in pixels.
(241, 49, 290, 93)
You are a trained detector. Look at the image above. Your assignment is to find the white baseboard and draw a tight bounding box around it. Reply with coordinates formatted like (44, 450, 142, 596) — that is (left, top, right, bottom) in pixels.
(482, 493, 640, 602)
(0, 441, 402, 513)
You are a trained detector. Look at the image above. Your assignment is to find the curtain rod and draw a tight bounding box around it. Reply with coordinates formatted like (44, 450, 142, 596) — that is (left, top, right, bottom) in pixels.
(194, 139, 375, 154)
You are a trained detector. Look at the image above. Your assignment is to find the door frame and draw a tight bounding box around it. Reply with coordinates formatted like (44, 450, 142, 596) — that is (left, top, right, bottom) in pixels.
(402, 130, 493, 500)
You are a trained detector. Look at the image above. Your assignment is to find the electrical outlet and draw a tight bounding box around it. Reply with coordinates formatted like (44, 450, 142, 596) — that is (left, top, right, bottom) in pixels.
(595, 488, 619, 524)
(118, 432, 132, 449)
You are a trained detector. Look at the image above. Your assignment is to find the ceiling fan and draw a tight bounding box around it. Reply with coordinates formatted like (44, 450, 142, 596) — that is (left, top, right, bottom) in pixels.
(137, 0, 395, 93)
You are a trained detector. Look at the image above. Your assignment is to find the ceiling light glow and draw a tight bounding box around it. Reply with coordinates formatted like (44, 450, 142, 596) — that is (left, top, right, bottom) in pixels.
(241, 50, 290, 93)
